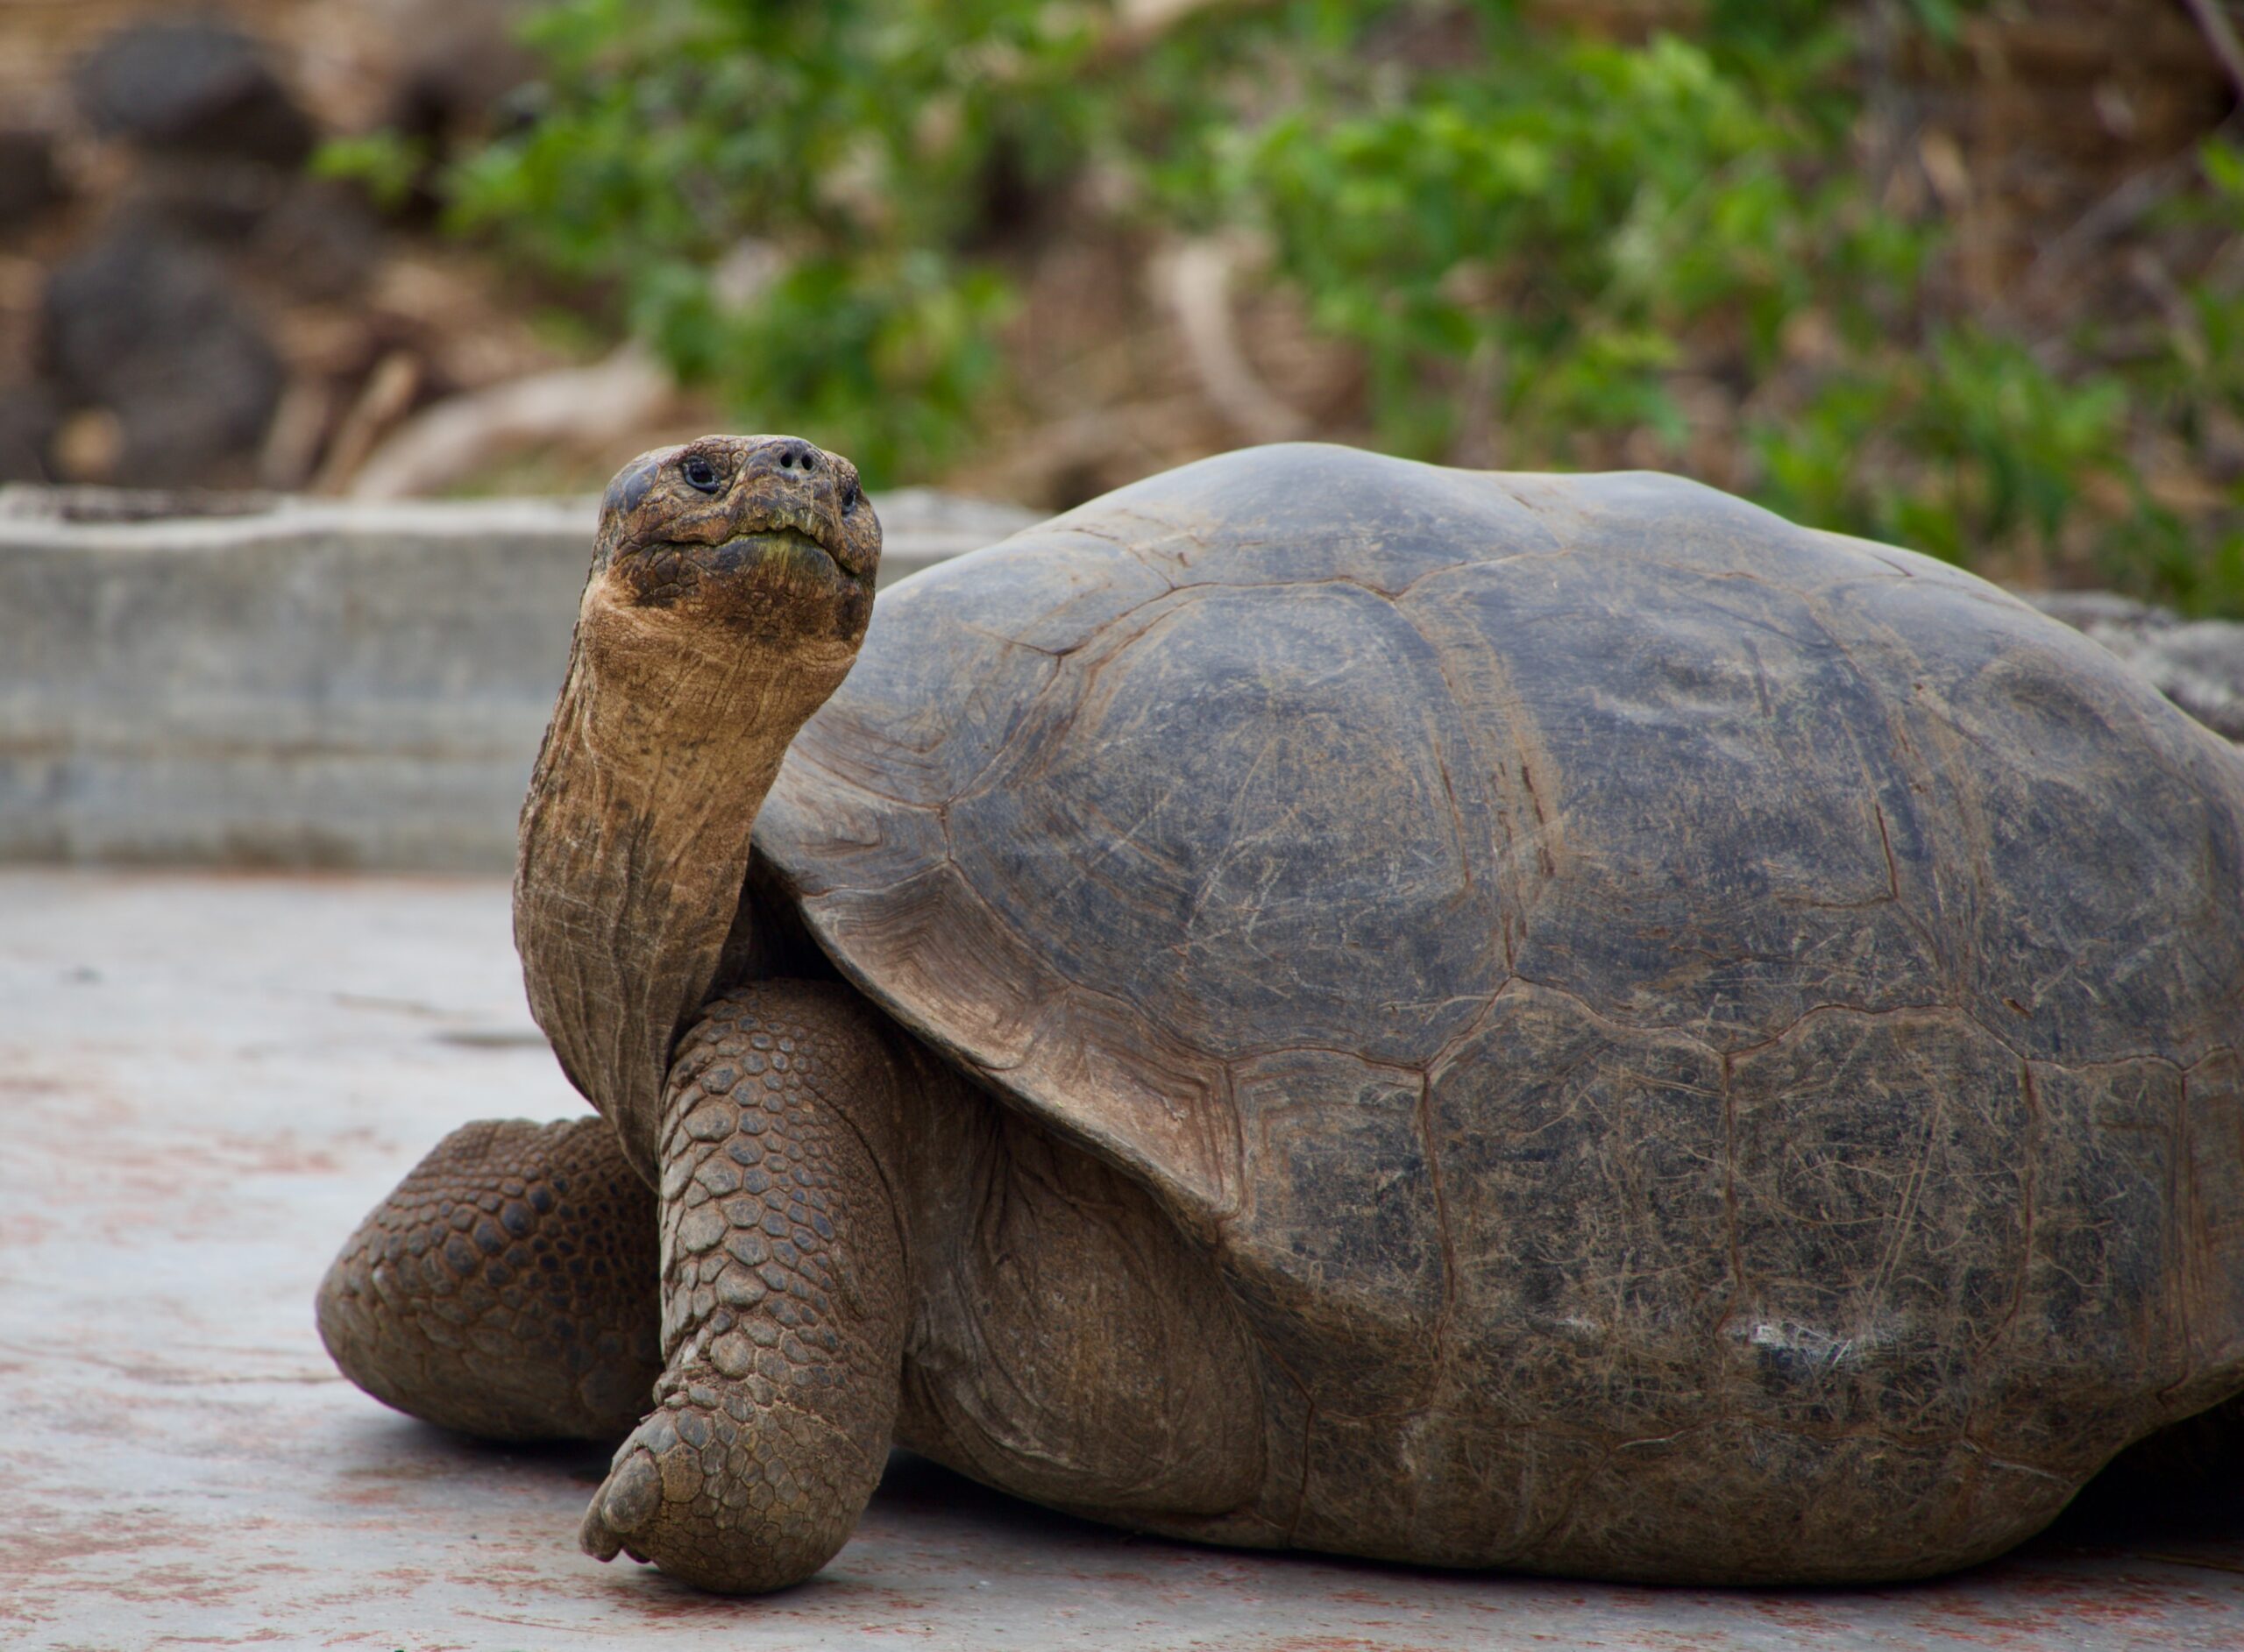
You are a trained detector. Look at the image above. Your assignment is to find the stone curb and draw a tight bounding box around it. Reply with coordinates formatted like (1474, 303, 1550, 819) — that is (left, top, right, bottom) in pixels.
(0, 486, 1037, 869)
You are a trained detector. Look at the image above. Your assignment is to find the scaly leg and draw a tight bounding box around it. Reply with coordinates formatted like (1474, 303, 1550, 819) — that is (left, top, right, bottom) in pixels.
(318, 1116, 662, 1442)
(578, 980, 911, 1592)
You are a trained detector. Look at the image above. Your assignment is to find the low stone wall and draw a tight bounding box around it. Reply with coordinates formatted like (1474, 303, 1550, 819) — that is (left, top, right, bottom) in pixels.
(2025, 592, 2244, 745)
(4, 487, 2237, 871)
(0, 486, 1035, 869)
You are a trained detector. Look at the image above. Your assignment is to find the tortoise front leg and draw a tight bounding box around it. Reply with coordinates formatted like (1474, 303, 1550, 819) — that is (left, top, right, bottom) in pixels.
(578, 981, 911, 1593)
(317, 1117, 662, 1441)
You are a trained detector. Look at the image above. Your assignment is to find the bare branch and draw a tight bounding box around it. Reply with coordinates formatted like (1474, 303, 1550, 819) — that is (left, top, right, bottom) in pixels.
(344, 345, 677, 500)
(2183, 0, 2244, 104)
(1154, 238, 1310, 446)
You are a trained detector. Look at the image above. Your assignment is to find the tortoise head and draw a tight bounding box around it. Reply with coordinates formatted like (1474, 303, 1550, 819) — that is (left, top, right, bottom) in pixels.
(515, 435, 880, 1181)
(591, 433, 879, 644)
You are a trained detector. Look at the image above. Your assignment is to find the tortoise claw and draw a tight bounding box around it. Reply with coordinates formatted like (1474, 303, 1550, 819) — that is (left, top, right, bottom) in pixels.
(580, 1444, 662, 1563)
(579, 1502, 625, 1563)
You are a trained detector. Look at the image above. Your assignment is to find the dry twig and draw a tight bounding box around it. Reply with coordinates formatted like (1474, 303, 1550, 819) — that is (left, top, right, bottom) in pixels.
(1154, 238, 1310, 445)
(2183, 0, 2244, 103)
(344, 345, 675, 499)
(314, 352, 421, 494)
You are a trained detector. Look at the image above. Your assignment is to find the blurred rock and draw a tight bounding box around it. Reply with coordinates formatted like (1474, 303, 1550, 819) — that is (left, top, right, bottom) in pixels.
(118, 156, 288, 244)
(0, 380, 57, 481)
(42, 231, 283, 487)
(0, 130, 63, 232)
(252, 181, 385, 301)
(109, 162, 380, 301)
(73, 21, 314, 167)
(2028, 592, 2244, 742)
(354, 0, 539, 223)
(387, 0, 539, 143)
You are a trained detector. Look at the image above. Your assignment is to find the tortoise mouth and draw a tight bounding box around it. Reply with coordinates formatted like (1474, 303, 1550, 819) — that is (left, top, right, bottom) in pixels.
(617, 522, 867, 612)
(730, 502, 861, 573)
(707, 524, 846, 577)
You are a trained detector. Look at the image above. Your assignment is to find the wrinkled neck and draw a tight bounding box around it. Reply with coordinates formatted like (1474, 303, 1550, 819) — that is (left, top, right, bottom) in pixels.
(515, 594, 834, 1184)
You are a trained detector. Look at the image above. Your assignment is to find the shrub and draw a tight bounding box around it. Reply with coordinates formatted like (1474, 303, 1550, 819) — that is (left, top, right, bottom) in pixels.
(349, 0, 2244, 612)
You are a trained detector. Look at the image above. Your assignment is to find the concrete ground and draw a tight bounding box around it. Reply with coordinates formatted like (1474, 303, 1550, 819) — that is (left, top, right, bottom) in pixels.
(4, 871, 2244, 1651)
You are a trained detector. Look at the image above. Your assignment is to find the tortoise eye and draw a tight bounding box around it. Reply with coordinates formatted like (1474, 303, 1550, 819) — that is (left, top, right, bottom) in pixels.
(840, 477, 861, 514)
(681, 455, 722, 494)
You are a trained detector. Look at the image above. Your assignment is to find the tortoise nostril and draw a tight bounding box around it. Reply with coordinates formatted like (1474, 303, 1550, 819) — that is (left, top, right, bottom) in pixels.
(773, 439, 820, 474)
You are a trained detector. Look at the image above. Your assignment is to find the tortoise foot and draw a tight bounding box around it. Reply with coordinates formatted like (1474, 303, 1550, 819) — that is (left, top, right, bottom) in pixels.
(578, 1384, 869, 1591)
(317, 1116, 660, 1442)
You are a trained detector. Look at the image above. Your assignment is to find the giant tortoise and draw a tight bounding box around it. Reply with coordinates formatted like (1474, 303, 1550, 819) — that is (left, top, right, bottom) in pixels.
(319, 436, 2244, 1592)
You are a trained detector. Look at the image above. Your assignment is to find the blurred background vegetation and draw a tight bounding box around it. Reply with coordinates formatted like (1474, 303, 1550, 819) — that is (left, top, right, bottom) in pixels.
(4, 0, 2241, 610)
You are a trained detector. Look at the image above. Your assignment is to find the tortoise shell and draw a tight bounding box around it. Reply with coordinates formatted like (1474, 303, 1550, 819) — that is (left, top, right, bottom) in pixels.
(752, 443, 2244, 1577)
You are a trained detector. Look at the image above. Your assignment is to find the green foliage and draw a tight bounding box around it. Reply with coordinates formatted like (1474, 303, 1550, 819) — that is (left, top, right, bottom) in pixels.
(1208, 22, 1907, 463)
(313, 131, 429, 209)
(418, 0, 2239, 611)
(1753, 329, 2132, 569)
(2115, 135, 2244, 615)
(442, 0, 1101, 479)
